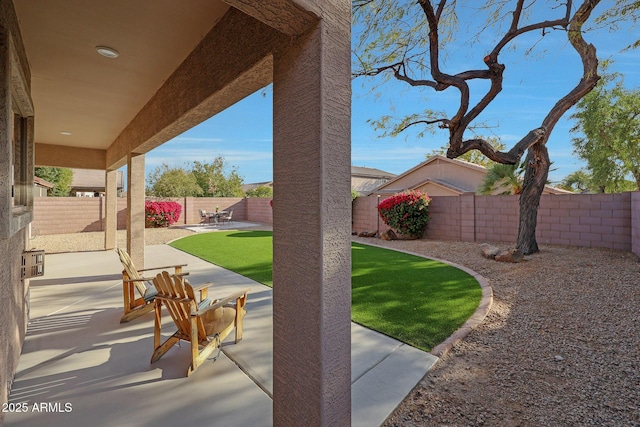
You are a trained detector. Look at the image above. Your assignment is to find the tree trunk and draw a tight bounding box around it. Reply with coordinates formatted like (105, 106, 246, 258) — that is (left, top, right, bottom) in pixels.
(516, 143, 550, 255)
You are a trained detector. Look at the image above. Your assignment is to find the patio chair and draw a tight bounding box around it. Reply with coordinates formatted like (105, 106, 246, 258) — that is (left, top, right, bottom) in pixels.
(199, 209, 208, 225)
(150, 271, 249, 376)
(115, 248, 188, 323)
(221, 209, 233, 225)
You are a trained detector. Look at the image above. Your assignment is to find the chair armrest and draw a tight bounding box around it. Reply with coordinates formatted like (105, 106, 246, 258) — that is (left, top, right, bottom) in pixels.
(137, 264, 187, 273)
(122, 272, 188, 283)
(191, 282, 213, 291)
(190, 281, 213, 301)
(196, 289, 249, 316)
(123, 276, 156, 283)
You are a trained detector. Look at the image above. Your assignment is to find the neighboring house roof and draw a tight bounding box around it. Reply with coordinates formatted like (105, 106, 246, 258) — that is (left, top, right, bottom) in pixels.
(351, 166, 396, 179)
(373, 155, 485, 196)
(351, 165, 396, 195)
(371, 155, 568, 196)
(33, 176, 54, 189)
(376, 178, 472, 195)
(70, 169, 124, 192)
(541, 185, 574, 195)
(243, 167, 397, 196)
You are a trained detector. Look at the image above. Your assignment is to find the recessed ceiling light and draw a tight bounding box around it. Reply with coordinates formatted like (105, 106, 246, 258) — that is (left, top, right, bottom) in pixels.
(60, 131, 72, 136)
(96, 46, 119, 59)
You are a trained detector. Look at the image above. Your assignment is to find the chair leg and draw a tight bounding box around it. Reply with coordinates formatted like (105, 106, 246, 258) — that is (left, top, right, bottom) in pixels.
(151, 301, 180, 363)
(151, 335, 181, 364)
(235, 298, 244, 343)
(120, 302, 154, 323)
(188, 315, 200, 376)
(153, 300, 162, 350)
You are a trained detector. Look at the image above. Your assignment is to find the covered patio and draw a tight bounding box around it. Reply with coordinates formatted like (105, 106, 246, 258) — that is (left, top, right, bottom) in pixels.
(5, 245, 436, 426)
(2, 0, 356, 425)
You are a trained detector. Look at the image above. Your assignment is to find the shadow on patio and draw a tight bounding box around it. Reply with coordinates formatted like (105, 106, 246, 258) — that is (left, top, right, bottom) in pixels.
(6, 245, 436, 427)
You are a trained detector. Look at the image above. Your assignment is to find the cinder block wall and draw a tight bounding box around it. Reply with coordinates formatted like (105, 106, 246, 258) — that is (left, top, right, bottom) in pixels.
(246, 197, 273, 224)
(537, 193, 632, 250)
(632, 192, 640, 257)
(352, 196, 390, 235)
(425, 195, 463, 241)
(187, 198, 246, 225)
(474, 195, 519, 243)
(33, 197, 128, 236)
(31, 193, 639, 252)
(353, 192, 637, 251)
(32, 197, 253, 235)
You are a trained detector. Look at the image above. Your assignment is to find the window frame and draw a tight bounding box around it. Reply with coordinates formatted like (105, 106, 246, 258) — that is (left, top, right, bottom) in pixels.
(1, 31, 34, 239)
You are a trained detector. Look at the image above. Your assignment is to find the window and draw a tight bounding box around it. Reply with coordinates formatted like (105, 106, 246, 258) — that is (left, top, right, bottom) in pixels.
(1, 29, 34, 238)
(12, 99, 28, 208)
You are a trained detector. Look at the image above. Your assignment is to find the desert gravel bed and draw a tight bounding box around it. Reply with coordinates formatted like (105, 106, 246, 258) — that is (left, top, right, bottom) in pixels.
(359, 237, 640, 427)
(30, 227, 198, 253)
(32, 230, 639, 426)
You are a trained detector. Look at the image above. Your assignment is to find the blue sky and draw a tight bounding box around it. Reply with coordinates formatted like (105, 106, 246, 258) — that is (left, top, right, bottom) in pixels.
(143, 7, 640, 187)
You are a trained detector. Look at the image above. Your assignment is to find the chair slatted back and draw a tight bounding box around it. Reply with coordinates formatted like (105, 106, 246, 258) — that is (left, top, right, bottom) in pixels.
(153, 271, 207, 342)
(116, 248, 148, 297)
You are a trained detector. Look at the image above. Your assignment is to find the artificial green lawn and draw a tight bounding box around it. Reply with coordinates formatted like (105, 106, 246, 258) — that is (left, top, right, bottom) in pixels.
(169, 230, 481, 351)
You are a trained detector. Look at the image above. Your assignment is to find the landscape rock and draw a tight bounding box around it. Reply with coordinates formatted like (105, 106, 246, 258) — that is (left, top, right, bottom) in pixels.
(381, 229, 397, 241)
(480, 243, 501, 259)
(494, 247, 524, 263)
(358, 231, 378, 238)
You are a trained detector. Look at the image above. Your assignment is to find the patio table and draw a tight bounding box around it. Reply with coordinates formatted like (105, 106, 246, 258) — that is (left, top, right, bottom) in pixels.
(208, 211, 227, 225)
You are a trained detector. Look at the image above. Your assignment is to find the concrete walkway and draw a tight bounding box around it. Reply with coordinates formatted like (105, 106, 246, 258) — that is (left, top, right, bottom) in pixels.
(6, 244, 437, 427)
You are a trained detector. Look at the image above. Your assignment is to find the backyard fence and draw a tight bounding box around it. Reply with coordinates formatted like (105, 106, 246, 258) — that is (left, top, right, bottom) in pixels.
(32, 196, 272, 236)
(354, 192, 640, 257)
(32, 192, 640, 258)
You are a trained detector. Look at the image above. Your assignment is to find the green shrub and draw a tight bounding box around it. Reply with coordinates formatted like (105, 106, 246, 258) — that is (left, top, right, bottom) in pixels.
(377, 190, 431, 238)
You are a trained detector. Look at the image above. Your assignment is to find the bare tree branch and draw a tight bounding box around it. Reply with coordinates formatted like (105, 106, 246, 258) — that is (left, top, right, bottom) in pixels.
(541, 0, 600, 134)
(397, 118, 450, 133)
(353, 0, 606, 253)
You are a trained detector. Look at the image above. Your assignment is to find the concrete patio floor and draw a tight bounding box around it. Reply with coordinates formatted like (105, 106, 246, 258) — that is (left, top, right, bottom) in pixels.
(6, 244, 438, 427)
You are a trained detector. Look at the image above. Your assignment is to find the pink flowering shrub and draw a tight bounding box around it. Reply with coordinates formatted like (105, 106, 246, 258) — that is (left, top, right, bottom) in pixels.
(145, 201, 182, 228)
(378, 190, 431, 238)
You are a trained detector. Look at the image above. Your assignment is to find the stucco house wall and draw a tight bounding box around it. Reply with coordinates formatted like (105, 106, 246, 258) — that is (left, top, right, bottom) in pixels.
(376, 155, 487, 196)
(374, 155, 571, 197)
(413, 181, 470, 197)
(633, 192, 640, 257)
(0, 0, 33, 418)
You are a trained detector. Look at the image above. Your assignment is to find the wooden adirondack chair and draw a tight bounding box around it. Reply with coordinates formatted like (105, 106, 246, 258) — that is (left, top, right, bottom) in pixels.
(115, 248, 188, 323)
(150, 271, 249, 376)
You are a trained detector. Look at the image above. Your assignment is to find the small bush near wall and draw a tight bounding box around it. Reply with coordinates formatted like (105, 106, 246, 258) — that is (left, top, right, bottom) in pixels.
(378, 190, 431, 238)
(145, 201, 182, 228)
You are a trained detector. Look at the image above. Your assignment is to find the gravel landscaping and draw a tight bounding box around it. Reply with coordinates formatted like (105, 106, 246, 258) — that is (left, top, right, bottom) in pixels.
(30, 227, 198, 253)
(361, 238, 640, 427)
(31, 230, 640, 426)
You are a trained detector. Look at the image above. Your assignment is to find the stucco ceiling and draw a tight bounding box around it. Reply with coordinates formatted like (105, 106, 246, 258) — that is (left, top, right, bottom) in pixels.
(13, 0, 230, 151)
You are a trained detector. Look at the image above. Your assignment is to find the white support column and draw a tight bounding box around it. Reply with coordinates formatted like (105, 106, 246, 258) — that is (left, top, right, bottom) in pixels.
(104, 169, 117, 250)
(272, 1, 351, 425)
(126, 153, 145, 268)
